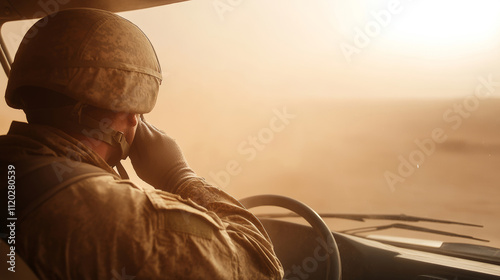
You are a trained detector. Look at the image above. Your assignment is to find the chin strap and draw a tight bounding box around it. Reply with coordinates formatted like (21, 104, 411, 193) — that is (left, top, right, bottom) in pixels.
(71, 102, 131, 167)
(25, 102, 132, 178)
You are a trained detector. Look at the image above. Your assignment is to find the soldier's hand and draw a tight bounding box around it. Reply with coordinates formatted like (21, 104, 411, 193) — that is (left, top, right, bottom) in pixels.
(129, 116, 195, 192)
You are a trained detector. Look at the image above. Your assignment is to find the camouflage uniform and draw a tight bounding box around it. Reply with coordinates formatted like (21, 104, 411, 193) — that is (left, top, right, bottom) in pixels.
(0, 121, 284, 279)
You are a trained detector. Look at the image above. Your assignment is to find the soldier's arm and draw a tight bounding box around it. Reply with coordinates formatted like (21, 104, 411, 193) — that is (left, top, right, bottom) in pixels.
(129, 117, 284, 278)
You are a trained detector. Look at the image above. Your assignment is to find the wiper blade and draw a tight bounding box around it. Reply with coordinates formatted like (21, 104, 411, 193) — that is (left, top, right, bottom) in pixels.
(340, 223, 489, 242)
(256, 213, 488, 243)
(256, 213, 482, 227)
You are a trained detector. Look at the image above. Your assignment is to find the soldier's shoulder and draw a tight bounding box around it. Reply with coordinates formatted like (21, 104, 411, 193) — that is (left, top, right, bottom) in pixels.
(143, 188, 224, 239)
(73, 176, 224, 239)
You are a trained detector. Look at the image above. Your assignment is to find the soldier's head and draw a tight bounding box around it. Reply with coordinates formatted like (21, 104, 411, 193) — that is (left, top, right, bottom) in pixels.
(4, 8, 162, 165)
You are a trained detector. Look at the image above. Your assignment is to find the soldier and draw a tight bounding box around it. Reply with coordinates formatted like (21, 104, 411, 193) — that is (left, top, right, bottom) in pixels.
(0, 8, 283, 279)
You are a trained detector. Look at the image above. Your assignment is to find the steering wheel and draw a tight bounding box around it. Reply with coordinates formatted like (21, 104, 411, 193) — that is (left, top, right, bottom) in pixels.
(240, 195, 342, 280)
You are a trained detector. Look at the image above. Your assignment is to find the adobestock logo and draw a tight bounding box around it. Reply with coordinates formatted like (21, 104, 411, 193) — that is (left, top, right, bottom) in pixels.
(213, 0, 244, 21)
(111, 267, 135, 280)
(284, 236, 337, 280)
(339, 0, 413, 63)
(208, 106, 296, 189)
(6, 0, 70, 46)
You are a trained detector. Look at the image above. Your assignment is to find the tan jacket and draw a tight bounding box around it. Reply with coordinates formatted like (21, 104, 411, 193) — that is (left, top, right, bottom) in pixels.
(0, 122, 283, 279)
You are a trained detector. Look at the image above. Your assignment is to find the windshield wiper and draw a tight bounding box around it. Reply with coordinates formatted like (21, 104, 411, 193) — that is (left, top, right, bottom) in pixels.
(256, 213, 488, 242)
(340, 223, 489, 242)
(256, 213, 483, 227)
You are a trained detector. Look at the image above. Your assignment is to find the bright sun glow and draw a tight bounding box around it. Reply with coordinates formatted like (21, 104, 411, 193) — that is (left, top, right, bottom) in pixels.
(387, 0, 500, 52)
(330, 0, 500, 59)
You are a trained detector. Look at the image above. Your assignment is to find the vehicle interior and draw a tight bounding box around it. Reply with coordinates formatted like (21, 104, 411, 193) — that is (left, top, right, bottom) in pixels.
(1, 0, 500, 279)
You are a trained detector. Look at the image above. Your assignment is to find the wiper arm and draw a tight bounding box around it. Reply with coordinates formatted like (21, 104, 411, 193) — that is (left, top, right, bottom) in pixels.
(340, 223, 489, 242)
(256, 213, 483, 227)
(256, 212, 488, 243)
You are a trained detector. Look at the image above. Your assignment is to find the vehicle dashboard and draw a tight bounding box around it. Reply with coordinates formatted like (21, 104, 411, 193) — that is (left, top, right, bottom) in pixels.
(260, 219, 500, 280)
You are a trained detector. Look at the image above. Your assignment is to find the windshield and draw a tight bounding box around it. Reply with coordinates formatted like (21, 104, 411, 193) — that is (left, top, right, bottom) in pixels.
(1, 0, 499, 250)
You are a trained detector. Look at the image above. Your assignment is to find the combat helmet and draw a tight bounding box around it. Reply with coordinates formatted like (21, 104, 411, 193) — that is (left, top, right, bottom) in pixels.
(4, 8, 162, 167)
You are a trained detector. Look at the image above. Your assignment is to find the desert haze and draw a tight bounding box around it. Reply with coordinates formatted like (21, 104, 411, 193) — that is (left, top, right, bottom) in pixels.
(137, 95, 500, 248)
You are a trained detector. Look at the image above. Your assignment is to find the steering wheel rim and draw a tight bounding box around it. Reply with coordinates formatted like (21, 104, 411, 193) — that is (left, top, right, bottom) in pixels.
(240, 194, 341, 280)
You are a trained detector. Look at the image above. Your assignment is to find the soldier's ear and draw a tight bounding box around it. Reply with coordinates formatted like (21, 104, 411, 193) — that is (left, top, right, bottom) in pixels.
(128, 113, 139, 127)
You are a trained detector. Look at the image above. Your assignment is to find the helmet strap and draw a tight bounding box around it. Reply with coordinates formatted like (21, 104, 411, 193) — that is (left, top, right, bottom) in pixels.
(71, 102, 131, 166)
(24, 102, 131, 177)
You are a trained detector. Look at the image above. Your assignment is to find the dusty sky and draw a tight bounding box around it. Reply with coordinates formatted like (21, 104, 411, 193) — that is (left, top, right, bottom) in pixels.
(2, 0, 500, 105)
(117, 0, 500, 98)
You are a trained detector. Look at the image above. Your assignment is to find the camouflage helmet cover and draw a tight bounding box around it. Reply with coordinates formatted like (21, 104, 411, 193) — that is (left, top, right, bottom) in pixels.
(5, 8, 162, 113)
